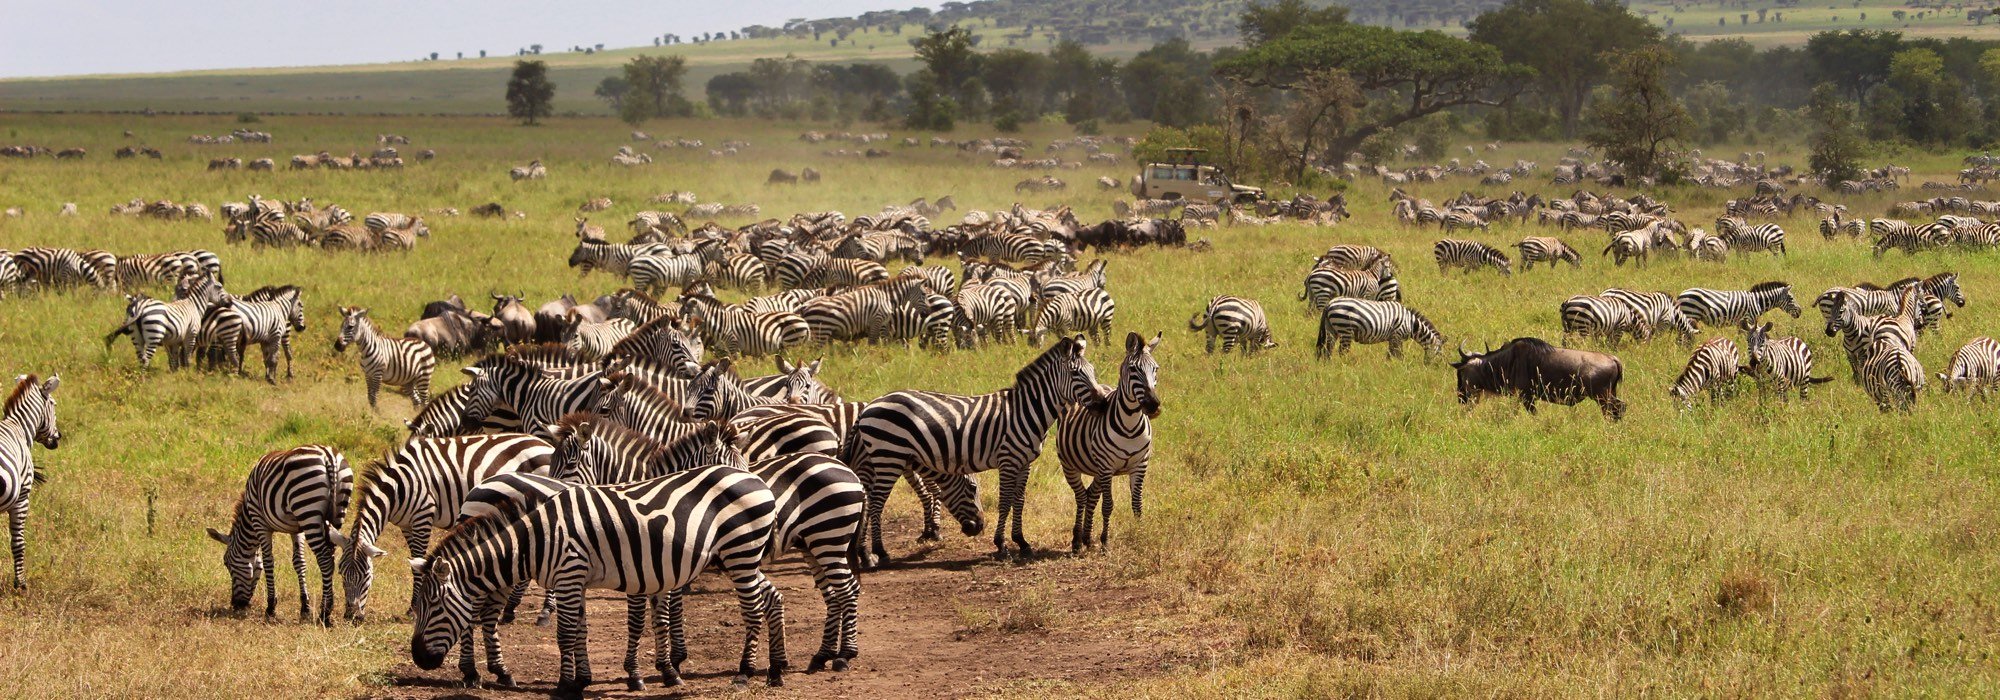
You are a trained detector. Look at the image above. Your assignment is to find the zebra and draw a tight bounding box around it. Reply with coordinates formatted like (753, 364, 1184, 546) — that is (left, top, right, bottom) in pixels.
(198, 285, 306, 382)
(0, 375, 59, 590)
(797, 277, 932, 345)
(405, 465, 786, 691)
(1603, 229, 1651, 267)
(1316, 299, 1444, 360)
(1028, 288, 1115, 345)
(1670, 337, 1741, 410)
(1938, 337, 2000, 398)
(333, 433, 554, 623)
(1058, 333, 1158, 551)
(676, 288, 812, 357)
(569, 241, 668, 278)
(334, 307, 437, 410)
(363, 212, 417, 233)
(459, 352, 614, 438)
(628, 253, 704, 295)
(952, 283, 1023, 348)
(1513, 236, 1580, 270)
(1721, 222, 1786, 254)
(1675, 283, 1802, 330)
(845, 336, 1100, 566)
(1433, 239, 1511, 275)
(405, 383, 522, 438)
(743, 454, 865, 673)
(113, 252, 194, 290)
(14, 247, 100, 290)
(1861, 340, 1924, 411)
(704, 254, 770, 292)
(204, 445, 352, 626)
(872, 292, 956, 349)
(1314, 244, 1394, 274)
(1874, 221, 1947, 256)
(1187, 295, 1276, 354)
(560, 313, 636, 361)
(681, 357, 839, 422)
(1741, 322, 1831, 399)
(104, 292, 211, 369)
(1820, 215, 1867, 239)
(507, 159, 546, 181)
(1559, 295, 1648, 346)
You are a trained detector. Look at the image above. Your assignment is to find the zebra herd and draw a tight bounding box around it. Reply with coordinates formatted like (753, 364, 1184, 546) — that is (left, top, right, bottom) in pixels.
(218, 195, 431, 252)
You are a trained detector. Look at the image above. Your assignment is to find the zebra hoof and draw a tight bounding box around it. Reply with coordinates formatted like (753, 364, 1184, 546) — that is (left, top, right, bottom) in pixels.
(808, 654, 831, 672)
(832, 658, 850, 672)
(657, 665, 681, 687)
(498, 610, 516, 625)
(626, 677, 645, 691)
(916, 530, 941, 543)
(491, 673, 516, 689)
(458, 674, 481, 690)
(732, 674, 751, 687)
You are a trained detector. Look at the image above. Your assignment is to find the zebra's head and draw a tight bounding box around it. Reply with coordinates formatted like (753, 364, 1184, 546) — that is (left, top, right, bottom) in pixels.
(1059, 335, 1100, 404)
(683, 359, 740, 421)
(545, 417, 600, 483)
(7, 374, 60, 449)
(283, 292, 307, 332)
(333, 307, 370, 352)
(205, 520, 262, 612)
(406, 557, 476, 671)
(1120, 332, 1162, 418)
(329, 525, 386, 622)
(1935, 273, 1966, 307)
(691, 420, 747, 471)
(931, 471, 985, 536)
(774, 356, 838, 404)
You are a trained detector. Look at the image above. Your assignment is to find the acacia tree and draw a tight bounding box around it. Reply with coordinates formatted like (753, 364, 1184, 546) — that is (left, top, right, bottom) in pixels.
(1584, 45, 1690, 181)
(1217, 21, 1526, 182)
(619, 55, 691, 125)
(1806, 84, 1865, 184)
(506, 60, 555, 125)
(1467, 0, 1661, 137)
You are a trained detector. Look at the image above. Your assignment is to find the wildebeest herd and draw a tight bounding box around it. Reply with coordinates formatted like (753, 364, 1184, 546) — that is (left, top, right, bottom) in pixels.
(6, 132, 2000, 699)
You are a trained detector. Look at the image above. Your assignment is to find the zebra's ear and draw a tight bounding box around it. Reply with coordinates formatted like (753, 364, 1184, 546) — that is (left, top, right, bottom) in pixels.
(807, 358, 823, 374)
(1125, 332, 1143, 354)
(775, 355, 795, 374)
(42, 375, 58, 394)
(1148, 332, 1164, 350)
(327, 528, 352, 548)
(206, 527, 231, 545)
(408, 558, 427, 575)
(461, 367, 485, 379)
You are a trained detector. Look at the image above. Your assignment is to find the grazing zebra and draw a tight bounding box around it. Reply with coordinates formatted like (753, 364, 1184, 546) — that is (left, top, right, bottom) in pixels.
(1513, 236, 1580, 270)
(704, 254, 770, 292)
(1861, 340, 1924, 411)
(113, 252, 194, 290)
(1187, 295, 1276, 354)
(507, 159, 545, 181)
(1316, 299, 1444, 360)
(1315, 244, 1394, 274)
(205, 445, 353, 626)
(15, 247, 100, 289)
(1820, 215, 1866, 239)
(1720, 222, 1786, 254)
(1028, 288, 1115, 345)
(1938, 337, 2000, 398)
(676, 289, 812, 357)
(796, 277, 931, 345)
(0, 375, 60, 590)
(364, 212, 417, 232)
(1741, 322, 1830, 399)
(952, 283, 1023, 348)
(1670, 337, 1741, 410)
(334, 307, 437, 410)
(873, 292, 956, 349)
(104, 292, 211, 369)
(405, 466, 786, 692)
(569, 241, 668, 278)
(1058, 333, 1158, 551)
(1433, 239, 1511, 275)
(1874, 221, 1947, 256)
(1603, 229, 1651, 267)
(1688, 229, 1730, 261)
(333, 433, 554, 623)
(198, 285, 306, 382)
(1675, 283, 1802, 330)
(561, 313, 636, 361)
(1560, 295, 1648, 346)
(628, 253, 704, 295)
(845, 336, 1099, 566)
(405, 383, 522, 438)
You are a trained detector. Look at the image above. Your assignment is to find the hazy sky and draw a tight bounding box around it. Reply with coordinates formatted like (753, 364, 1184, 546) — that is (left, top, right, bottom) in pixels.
(0, 0, 928, 79)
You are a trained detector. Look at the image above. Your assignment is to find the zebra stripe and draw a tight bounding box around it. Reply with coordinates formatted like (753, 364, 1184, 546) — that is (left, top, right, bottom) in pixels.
(1433, 239, 1512, 275)
(678, 290, 812, 357)
(1861, 341, 1924, 411)
(1187, 295, 1275, 354)
(105, 293, 211, 369)
(1513, 236, 1580, 270)
(205, 444, 352, 626)
(1671, 338, 1741, 410)
(1675, 283, 1801, 330)
(1938, 337, 2000, 397)
(1560, 295, 1646, 345)
(335, 307, 437, 409)
(0, 375, 60, 590)
(1057, 333, 1158, 551)
(1742, 322, 1829, 399)
(1028, 288, 1114, 346)
(459, 352, 608, 438)
(1316, 299, 1443, 359)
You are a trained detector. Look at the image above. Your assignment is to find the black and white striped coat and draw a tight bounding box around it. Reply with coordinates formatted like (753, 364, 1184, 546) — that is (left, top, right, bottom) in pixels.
(1675, 283, 1802, 330)
(1938, 337, 2000, 397)
(629, 252, 705, 295)
(334, 307, 437, 409)
(561, 314, 636, 361)
(1861, 340, 1924, 411)
(405, 382, 522, 438)
(1028, 288, 1114, 345)
(14, 247, 102, 290)
(0, 375, 59, 590)
(1433, 239, 1512, 275)
(1741, 322, 1829, 399)
(873, 292, 956, 349)
(1316, 299, 1444, 359)
(568, 241, 669, 278)
(459, 352, 609, 438)
(1513, 236, 1580, 270)
(1187, 295, 1276, 354)
(1300, 267, 1398, 310)
(1600, 289, 1698, 344)
(1670, 337, 1740, 410)
(1560, 295, 1647, 345)
(199, 285, 307, 382)
(678, 291, 812, 357)
(405, 466, 784, 691)
(105, 293, 212, 370)
(334, 433, 553, 623)
(1057, 333, 1158, 551)
(1719, 222, 1786, 254)
(951, 283, 1023, 348)
(797, 278, 932, 345)
(205, 445, 353, 626)
(845, 336, 1099, 566)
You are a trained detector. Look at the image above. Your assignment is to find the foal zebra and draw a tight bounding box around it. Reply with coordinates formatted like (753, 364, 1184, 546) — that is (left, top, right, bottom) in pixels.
(1670, 338, 1741, 410)
(845, 336, 1099, 566)
(335, 433, 554, 623)
(406, 465, 786, 692)
(1938, 337, 2000, 397)
(0, 375, 59, 590)
(1187, 295, 1276, 354)
(1316, 299, 1444, 360)
(206, 445, 353, 626)
(1433, 239, 1512, 275)
(334, 307, 437, 410)
(1058, 333, 1159, 551)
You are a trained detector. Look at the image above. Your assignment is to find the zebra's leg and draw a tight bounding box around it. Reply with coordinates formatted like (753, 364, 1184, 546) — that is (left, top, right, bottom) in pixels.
(664, 587, 688, 678)
(456, 625, 481, 688)
(1388, 338, 1404, 359)
(836, 575, 860, 664)
(804, 556, 846, 671)
(764, 584, 788, 685)
(305, 526, 337, 627)
(1131, 465, 1147, 522)
(498, 581, 526, 624)
(281, 335, 294, 380)
(480, 596, 515, 688)
(551, 577, 592, 699)
(1064, 467, 1089, 552)
(260, 538, 278, 620)
(730, 572, 772, 685)
(623, 595, 648, 690)
(535, 586, 557, 626)
(364, 374, 381, 410)
(1205, 327, 1216, 354)
(909, 469, 942, 543)
(855, 456, 898, 570)
(411, 374, 431, 411)
(1096, 476, 1115, 548)
(995, 461, 1034, 560)
(260, 341, 280, 384)
(290, 533, 311, 623)
(9, 497, 27, 590)
(654, 590, 683, 686)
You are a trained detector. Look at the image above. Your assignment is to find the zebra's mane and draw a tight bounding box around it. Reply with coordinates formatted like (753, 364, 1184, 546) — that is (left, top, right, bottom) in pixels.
(242, 284, 299, 302)
(484, 343, 586, 368)
(429, 495, 529, 557)
(1015, 336, 1081, 386)
(1748, 281, 1790, 293)
(606, 314, 681, 358)
(3, 374, 38, 415)
(601, 371, 685, 411)
(353, 458, 392, 492)
(552, 411, 666, 454)
(1854, 282, 1889, 291)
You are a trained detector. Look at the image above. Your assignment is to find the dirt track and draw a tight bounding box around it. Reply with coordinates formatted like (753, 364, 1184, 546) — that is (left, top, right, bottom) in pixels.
(369, 520, 1195, 699)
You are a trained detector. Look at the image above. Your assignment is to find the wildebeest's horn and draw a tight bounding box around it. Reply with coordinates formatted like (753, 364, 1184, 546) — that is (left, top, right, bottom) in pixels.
(1457, 340, 1469, 361)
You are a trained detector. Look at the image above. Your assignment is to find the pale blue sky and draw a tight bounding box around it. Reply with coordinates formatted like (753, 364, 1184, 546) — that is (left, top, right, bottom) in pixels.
(0, 1, 929, 78)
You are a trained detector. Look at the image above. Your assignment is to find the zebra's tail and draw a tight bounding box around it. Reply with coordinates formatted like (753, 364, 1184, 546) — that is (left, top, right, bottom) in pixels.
(103, 314, 141, 350)
(1807, 376, 1835, 385)
(1186, 308, 1209, 332)
(322, 453, 352, 536)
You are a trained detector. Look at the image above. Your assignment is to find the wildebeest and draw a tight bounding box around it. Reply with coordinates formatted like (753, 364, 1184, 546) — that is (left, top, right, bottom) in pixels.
(1451, 337, 1626, 420)
(489, 293, 536, 345)
(767, 169, 801, 185)
(419, 294, 469, 320)
(404, 308, 497, 357)
(532, 294, 610, 343)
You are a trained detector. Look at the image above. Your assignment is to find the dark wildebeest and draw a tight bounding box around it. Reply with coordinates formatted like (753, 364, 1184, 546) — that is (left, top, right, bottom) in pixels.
(490, 293, 537, 345)
(420, 294, 469, 320)
(532, 294, 611, 343)
(404, 309, 498, 358)
(767, 168, 801, 185)
(1451, 337, 1626, 420)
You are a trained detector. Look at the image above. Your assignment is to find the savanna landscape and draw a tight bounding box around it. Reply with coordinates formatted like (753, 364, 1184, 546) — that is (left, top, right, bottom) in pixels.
(6, 0, 2000, 698)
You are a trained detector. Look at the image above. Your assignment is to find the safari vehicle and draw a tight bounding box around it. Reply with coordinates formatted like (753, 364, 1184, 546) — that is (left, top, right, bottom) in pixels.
(1131, 148, 1265, 204)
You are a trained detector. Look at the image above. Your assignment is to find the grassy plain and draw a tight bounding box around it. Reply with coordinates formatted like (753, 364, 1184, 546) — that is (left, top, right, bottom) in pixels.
(0, 113, 1998, 697)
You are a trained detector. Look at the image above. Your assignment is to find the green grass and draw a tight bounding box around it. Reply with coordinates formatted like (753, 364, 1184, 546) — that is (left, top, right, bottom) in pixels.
(2, 112, 2000, 697)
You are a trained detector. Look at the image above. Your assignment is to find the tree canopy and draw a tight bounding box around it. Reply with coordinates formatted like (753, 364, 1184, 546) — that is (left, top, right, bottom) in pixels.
(505, 60, 555, 125)
(1468, 0, 1661, 136)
